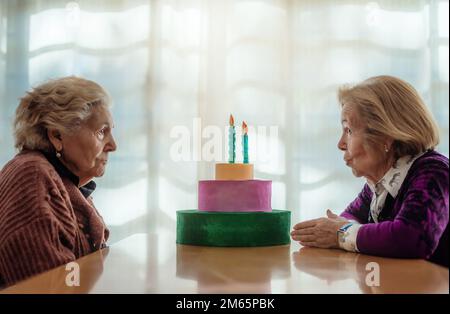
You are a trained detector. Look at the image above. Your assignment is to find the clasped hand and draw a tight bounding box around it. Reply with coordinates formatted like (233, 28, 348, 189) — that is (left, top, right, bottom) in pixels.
(290, 209, 349, 249)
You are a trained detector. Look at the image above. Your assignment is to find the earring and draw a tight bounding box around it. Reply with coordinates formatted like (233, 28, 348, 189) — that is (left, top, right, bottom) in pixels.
(56, 151, 62, 158)
(384, 145, 389, 153)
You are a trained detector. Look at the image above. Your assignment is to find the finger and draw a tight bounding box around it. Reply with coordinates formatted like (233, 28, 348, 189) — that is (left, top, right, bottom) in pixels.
(293, 219, 320, 230)
(297, 235, 316, 242)
(299, 241, 316, 247)
(291, 227, 315, 236)
(326, 209, 338, 218)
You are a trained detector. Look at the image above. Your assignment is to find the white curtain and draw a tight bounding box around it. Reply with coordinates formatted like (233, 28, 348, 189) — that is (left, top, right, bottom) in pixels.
(0, 0, 448, 244)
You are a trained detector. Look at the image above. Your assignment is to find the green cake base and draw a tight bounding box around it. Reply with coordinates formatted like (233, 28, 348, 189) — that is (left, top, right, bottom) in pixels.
(176, 210, 291, 247)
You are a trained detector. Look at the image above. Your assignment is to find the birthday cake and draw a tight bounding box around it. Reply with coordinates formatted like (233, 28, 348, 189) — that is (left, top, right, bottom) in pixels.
(176, 116, 291, 247)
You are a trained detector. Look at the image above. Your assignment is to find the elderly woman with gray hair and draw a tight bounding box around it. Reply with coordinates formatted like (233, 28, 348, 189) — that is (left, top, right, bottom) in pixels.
(291, 75, 448, 267)
(0, 77, 117, 286)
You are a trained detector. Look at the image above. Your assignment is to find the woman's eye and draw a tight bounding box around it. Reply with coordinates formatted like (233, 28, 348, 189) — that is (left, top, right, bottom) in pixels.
(342, 127, 352, 135)
(97, 129, 106, 139)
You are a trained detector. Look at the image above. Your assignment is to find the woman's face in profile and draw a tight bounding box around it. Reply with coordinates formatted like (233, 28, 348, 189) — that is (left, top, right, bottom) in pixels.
(61, 105, 117, 184)
(337, 104, 384, 182)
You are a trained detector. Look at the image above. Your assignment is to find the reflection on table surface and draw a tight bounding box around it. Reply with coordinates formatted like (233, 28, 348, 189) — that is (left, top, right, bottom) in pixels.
(1, 232, 448, 293)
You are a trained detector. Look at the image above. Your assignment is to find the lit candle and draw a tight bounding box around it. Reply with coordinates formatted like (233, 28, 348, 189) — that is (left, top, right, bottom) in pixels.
(228, 114, 236, 163)
(242, 121, 249, 164)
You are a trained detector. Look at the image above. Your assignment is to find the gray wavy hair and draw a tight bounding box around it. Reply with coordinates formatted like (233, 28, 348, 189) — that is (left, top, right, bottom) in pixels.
(14, 76, 110, 152)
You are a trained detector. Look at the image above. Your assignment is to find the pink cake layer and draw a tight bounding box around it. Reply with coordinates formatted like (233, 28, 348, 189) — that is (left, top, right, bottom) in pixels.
(198, 180, 272, 212)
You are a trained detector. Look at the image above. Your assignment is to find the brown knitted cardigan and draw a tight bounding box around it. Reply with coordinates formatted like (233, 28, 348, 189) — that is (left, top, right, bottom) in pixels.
(0, 150, 109, 287)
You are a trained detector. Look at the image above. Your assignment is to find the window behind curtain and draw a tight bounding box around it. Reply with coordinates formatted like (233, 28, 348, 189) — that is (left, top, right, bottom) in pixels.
(0, 0, 448, 244)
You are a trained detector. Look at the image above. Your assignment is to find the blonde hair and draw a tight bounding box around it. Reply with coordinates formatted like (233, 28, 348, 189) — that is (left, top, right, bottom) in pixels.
(14, 76, 110, 152)
(338, 75, 440, 158)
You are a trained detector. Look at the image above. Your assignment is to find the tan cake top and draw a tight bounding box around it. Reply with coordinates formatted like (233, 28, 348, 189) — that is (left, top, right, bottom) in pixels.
(215, 163, 254, 180)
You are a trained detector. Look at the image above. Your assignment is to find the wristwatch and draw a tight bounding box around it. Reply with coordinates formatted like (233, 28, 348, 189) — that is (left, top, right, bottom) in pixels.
(337, 222, 354, 247)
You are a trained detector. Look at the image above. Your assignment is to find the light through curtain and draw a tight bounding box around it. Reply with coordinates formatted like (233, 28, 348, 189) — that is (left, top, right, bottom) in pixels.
(0, 0, 448, 244)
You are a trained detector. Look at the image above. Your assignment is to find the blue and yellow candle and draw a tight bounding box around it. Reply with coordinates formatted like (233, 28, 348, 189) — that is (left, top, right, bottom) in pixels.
(228, 114, 236, 163)
(242, 121, 249, 164)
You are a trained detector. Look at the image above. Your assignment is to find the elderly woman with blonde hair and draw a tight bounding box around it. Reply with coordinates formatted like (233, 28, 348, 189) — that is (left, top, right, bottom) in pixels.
(0, 77, 117, 286)
(291, 75, 448, 267)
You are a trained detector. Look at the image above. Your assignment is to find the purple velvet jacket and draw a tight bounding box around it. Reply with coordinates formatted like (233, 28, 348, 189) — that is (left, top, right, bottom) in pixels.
(340, 150, 449, 266)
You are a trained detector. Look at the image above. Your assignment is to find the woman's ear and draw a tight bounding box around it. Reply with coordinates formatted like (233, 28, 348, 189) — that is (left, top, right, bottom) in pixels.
(385, 138, 394, 151)
(47, 129, 63, 151)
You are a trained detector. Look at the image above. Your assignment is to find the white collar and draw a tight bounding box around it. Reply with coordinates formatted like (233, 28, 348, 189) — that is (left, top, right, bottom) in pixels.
(368, 152, 425, 198)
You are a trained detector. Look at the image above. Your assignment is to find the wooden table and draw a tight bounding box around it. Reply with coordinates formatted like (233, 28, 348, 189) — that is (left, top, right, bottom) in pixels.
(1, 232, 448, 293)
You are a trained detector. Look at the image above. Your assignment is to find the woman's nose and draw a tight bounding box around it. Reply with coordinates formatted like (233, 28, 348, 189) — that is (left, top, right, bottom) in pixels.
(337, 135, 346, 151)
(106, 134, 117, 152)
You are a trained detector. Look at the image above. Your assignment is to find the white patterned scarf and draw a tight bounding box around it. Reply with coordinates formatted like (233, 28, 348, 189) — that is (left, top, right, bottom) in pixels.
(368, 152, 425, 223)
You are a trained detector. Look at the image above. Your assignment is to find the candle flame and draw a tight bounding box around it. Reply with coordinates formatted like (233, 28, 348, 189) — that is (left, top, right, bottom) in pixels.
(229, 114, 234, 126)
(242, 121, 248, 134)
